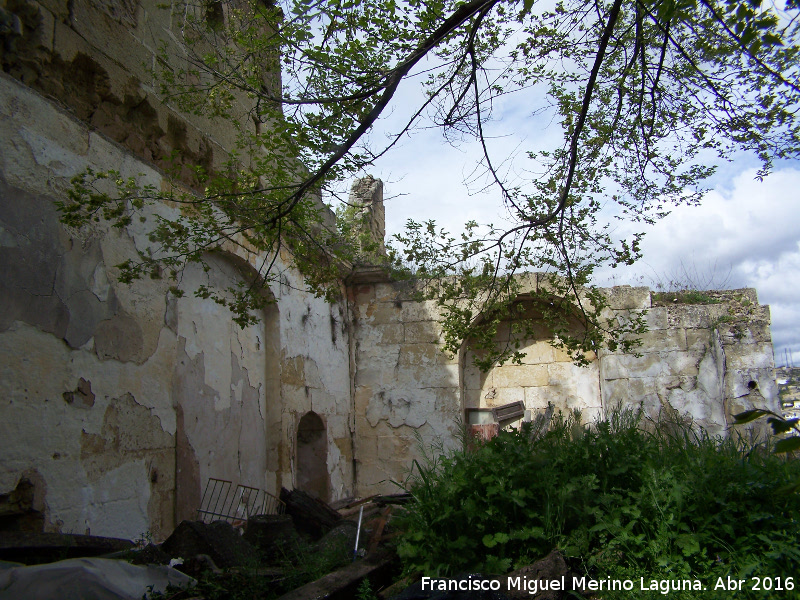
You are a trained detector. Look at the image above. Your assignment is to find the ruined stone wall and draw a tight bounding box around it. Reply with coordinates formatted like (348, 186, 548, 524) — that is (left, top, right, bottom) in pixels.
(0, 71, 353, 540)
(349, 277, 780, 496)
(599, 287, 777, 436)
(0, 0, 271, 180)
(349, 281, 461, 493)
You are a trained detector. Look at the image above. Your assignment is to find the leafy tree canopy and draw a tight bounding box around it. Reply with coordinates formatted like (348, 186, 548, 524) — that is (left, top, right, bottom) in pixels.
(60, 0, 800, 366)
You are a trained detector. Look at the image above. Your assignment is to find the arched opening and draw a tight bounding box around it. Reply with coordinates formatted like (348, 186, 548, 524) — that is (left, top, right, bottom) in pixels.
(174, 251, 281, 521)
(460, 296, 601, 437)
(296, 411, 329, 501)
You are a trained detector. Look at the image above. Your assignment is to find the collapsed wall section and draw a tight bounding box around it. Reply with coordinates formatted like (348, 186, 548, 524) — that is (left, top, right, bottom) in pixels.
(349, 277, 780, 497)
(599, 287, 778, 436)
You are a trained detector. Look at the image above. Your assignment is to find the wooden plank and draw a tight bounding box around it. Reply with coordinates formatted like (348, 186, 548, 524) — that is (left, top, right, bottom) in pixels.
(492, 400, 525, 422)
(274, 548, 396, 600)
(367, 506, 392, 554)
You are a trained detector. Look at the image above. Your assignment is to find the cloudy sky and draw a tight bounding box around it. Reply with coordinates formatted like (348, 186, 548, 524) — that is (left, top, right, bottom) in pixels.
(347, 59, 800, 367)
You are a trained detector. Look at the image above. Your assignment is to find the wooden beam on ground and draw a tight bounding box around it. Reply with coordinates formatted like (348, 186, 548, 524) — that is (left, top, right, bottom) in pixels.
(367, 506, 392, 554)
(274, 548, 396, 600)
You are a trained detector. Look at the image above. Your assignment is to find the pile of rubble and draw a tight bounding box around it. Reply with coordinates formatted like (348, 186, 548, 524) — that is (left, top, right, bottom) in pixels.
(0, 488, 399, 599)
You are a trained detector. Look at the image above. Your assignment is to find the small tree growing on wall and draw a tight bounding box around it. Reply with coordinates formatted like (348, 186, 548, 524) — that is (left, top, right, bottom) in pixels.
(59, 0, 800, 366)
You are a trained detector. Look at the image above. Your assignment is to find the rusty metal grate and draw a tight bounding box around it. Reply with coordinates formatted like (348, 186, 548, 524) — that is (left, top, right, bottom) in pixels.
(196, 478, 285, 524)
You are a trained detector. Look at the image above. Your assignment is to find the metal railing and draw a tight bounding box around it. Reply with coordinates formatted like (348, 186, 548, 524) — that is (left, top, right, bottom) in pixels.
(196, 478, 285, 524)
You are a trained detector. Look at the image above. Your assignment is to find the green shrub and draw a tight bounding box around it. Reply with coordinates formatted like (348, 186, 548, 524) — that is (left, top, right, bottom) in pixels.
(396, 410, 800, 598)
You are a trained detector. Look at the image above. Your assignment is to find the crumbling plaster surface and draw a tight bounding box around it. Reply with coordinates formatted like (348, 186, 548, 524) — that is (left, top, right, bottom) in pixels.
(0, 71, 353, 538)
(350, 281, 462, 493)
(350, 279, 780, 497)
(274, 260, 353, 501)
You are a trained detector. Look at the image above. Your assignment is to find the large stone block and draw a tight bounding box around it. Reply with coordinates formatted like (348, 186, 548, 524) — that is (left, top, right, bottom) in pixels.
(663, 386, 725, 434)
(377, 434, 413, 459)
(356, 343, 400, 371)
(401, 300, 441, 323)
(601, 377, 660, 411)
(725, 368, 780, 406)
(365, 301, 402, 324)
(376, 323, 404, 345)
(601, 353, 652, 380)
(396, 363, 460, 389)
(374, 282, 400, 302)
(353, 385, 373, 414)
(634, 328, 688, 354)
(602, 350, 703, 380)
(666, 305, 712, 329)
(489, 386, 525, 406)
(351, 284, 375, 304)
(365, 388, 436, 429)
(725, 343, 774, 371)
(736, 320, 773, 344)
(492, 363, 548, 388)
(69, 2, 153, 83)
(462, 357, 486, 391)
(434, 388, 460, 413)
(686, 329, 713, 352)
(602, 285, 651, 310)
(643, 307, 668, 330)
(463, 388, 482, 410)
(398, 343, 439, 367)
(518, 341, 555, 365)
(404, 321, 441, 344)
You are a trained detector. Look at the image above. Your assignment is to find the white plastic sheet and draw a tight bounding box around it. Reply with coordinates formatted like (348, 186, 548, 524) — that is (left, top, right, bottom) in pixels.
(0, 557, 195, 600)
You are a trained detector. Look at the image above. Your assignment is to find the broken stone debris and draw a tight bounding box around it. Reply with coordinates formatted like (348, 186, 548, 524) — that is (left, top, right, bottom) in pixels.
(312, 520, 358, 559)
(280, 487, 342, 539)
(500, 550, 581, 600)
(0, 478, 44, 533)
(161, 520, 257, 569)
(244, 513, 298, 557)
(0, 557, 194, 600)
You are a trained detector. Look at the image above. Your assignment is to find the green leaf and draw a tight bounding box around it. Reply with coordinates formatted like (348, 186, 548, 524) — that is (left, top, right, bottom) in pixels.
(732, 409, 769, 424)
(676, 534, 700, 557)
(774, 437, 800, 453)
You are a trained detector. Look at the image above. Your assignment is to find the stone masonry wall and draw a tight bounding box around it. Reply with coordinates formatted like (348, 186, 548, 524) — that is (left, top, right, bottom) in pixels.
(350, 278, 780, 497)
(0, 71, 353, 540)
(349, 280, 462, 493)
(0, 0, 275, 181)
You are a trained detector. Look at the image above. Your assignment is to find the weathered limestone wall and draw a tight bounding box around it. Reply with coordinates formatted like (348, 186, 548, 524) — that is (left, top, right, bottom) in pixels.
(0, 0, 273, 179)
(598, 287, 778, 436)
(0, 71, 353, 539)
(349, 281, 461, 493)
(350, 278, 780, 496)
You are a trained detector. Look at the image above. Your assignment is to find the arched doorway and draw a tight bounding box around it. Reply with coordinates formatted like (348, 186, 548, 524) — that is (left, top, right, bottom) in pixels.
(296, 411, 329, 501)
(460, 296, 602, 434)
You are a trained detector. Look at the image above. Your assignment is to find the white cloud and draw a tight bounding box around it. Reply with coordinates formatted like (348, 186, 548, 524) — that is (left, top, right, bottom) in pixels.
(596, 168, 800, 365)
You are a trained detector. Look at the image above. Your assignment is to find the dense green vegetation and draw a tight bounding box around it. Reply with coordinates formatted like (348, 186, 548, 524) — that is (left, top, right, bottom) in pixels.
(396, 411, 800, 598)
